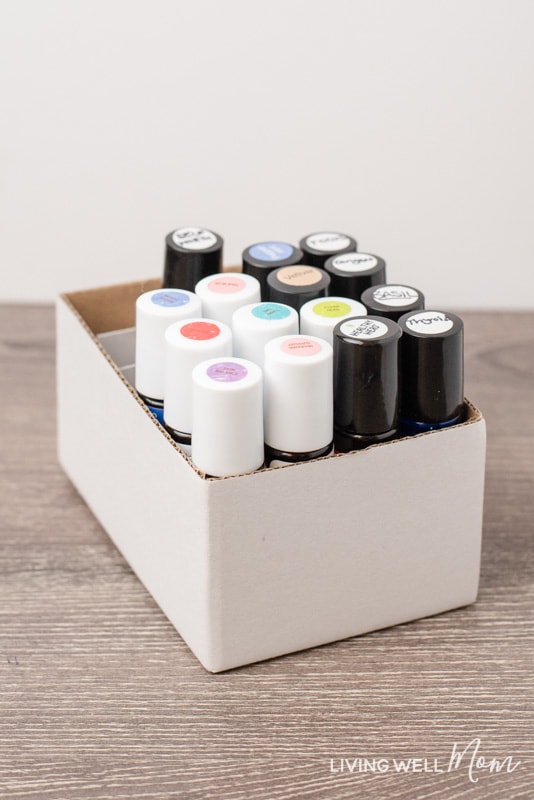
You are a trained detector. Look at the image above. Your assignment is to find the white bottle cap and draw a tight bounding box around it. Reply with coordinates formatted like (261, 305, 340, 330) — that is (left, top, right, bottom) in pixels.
(232, 302, 299, 369)
(164, 318, 233, 440)
(299, 296, 367, 346)
(195, 272, 261, 327)
(135, 289, 202, 402)
(191, 358, 264, 477)
(264, 335, 333, 455)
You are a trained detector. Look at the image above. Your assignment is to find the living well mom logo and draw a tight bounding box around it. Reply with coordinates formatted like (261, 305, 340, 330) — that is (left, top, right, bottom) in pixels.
(329, 738, 521, 785)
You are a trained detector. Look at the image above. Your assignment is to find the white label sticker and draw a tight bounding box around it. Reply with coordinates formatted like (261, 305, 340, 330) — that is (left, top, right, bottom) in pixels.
(339, 318, 388, 340)
(373, 285, 419, 307)
(405, 312, 453, 335)
(172, 227, 217, 250)
(332, 253, 378, 273)
(305, 232, 352, 252)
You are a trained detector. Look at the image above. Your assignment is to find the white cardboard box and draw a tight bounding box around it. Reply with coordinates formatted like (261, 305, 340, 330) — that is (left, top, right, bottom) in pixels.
(56, 279, 486, 672)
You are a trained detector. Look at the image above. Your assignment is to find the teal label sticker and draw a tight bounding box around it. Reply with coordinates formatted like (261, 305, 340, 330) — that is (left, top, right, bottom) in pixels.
(252, 303, 291, 321)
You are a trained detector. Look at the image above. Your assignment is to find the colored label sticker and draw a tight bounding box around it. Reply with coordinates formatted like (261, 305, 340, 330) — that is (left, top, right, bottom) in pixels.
(171, 227, 217, 250)
(249, 242, 294, 262)
(373, 285, 419, 307)
(340, 318, 388, 340)
(151, 290, 190, 308)
(281, 337, 322, 356)
(312, 300, 352, 318)
(305, 232, 352, 252)
(207, 275, 246, 294)
(332, 253, 378, 273)
(277, 266, 322, 287)
(206, 362, 248, 382)
(252, 303, 292, 321)
(181, 321, 221, 341)
(405, 312, 454, 335)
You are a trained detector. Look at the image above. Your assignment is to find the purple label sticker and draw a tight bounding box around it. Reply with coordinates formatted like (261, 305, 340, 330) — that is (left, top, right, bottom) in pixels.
(206, 362, 248, 382)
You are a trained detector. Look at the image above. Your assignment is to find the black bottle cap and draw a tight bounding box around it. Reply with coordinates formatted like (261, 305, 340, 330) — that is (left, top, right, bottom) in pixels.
(333, 316, 401, 451)
(398, 310, 464, 425)
(163, 227, 223, 292)
(266, 265, 330, 311)
(299, 231, 357, 267)
(242, 241, 303, 300)
(324, 252, 386, 300)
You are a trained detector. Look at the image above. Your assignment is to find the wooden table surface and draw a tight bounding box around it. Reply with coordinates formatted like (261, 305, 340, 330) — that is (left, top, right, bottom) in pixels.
(0, 306, 532, 800)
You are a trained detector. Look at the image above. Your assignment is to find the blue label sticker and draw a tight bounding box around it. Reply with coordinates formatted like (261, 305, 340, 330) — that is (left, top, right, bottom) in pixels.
(249, 242, 294, 262)
(252, 303, 292, 321)
(151, 290, 190, 308)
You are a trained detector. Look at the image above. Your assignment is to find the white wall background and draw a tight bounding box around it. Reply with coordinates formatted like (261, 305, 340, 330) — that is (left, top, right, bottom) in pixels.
(1, 0, 533, 307)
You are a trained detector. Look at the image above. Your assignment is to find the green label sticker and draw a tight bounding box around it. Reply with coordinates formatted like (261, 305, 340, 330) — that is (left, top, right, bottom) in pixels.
(312, 300, 352, 318)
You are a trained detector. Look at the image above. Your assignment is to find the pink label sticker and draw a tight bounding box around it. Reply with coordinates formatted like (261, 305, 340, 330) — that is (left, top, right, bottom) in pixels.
(207, 276, 246, 294)
(181, 321, 221, 341)
(281, 337, 322, 357)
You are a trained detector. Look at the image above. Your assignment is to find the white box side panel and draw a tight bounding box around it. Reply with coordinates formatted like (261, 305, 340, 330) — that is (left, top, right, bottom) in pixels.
(56, 297, 217, 669)
(209, 420, 486, 671)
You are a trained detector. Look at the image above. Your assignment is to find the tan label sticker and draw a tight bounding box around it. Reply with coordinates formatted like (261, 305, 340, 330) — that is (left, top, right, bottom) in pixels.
(277, 266, 323, 287)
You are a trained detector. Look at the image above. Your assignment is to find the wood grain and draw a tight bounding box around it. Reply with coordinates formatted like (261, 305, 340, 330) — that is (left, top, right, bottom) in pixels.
(0, 306, 532, 799)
